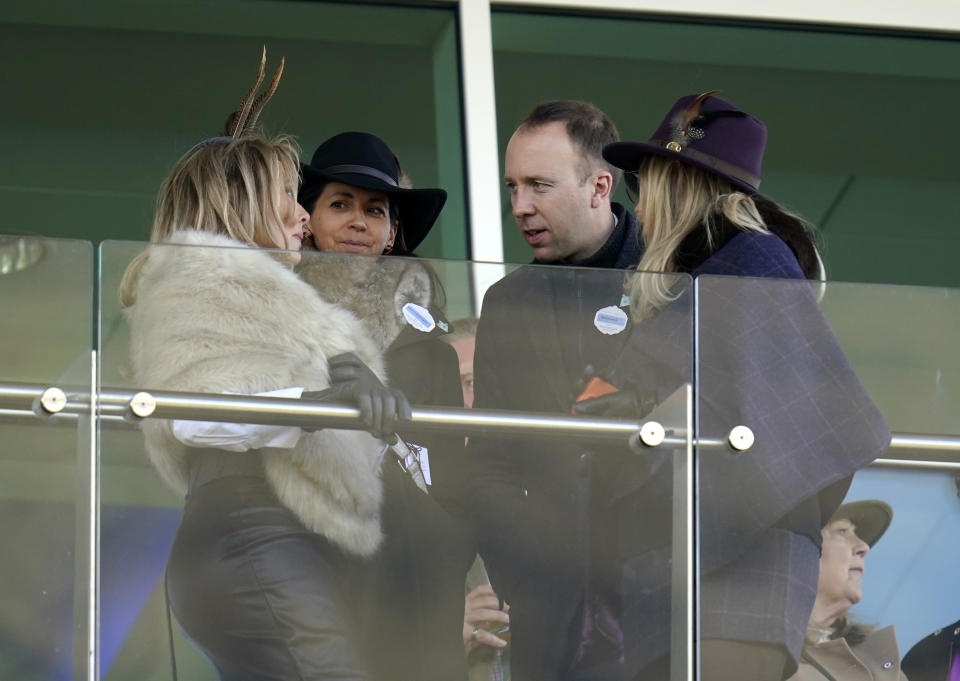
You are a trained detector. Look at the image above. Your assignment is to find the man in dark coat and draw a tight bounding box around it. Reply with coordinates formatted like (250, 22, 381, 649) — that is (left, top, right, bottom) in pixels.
(467, 100, 644, 680)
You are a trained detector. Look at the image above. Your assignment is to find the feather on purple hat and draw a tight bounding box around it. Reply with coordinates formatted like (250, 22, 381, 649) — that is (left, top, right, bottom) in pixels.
(603, 91, 767, 194)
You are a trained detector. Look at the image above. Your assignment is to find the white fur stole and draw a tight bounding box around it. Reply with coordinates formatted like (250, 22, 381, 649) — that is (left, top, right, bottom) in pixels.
(124, 231, 386, 556)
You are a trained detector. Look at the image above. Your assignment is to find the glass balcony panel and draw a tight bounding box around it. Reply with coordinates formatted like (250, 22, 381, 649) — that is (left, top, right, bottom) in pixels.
(0, 236, 93, 681)
(99, 240, 211, 681)
(810, 280, 960, 676)
(695, 274, 960, 680)
(465, 262, 694, 681)
(100, 238, 692, 681)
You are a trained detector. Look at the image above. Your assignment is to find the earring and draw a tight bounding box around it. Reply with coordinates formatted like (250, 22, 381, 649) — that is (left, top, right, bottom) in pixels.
(383, 243, 394, 254)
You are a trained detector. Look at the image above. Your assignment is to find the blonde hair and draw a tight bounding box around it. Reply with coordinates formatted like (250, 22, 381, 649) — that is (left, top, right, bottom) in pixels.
(627, 156, 771, 320)
(443, 316, 479, 344)
(120, 135, 300, 306)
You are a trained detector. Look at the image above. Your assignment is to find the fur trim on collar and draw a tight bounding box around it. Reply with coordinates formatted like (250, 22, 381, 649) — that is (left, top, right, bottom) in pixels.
(296, 253, 433, 352)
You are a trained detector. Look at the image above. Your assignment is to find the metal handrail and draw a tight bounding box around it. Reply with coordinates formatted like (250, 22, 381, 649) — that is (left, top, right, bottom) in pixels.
(2, 380, 959, 464)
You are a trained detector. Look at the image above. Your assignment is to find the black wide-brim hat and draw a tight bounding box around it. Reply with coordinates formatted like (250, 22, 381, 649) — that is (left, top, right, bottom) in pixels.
(603, 92, 766, 194)
(829, 499, 894, 547)
(300, 131, 447, 252)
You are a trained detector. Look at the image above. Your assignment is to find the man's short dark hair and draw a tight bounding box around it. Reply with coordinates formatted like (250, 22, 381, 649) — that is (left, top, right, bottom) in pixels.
(517, 100, 622, 191)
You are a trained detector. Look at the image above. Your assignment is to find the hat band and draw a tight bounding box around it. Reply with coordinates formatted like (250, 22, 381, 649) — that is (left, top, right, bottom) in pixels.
(649, 138, 761, 190)
(321, 164, 398, 188)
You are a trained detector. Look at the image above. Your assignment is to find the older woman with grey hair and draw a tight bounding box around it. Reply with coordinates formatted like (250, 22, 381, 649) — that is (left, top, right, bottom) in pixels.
(789, 500, 907, 681)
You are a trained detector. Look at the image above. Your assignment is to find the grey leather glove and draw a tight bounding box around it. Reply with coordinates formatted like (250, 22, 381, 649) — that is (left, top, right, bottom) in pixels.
(302, 353, 412, 440)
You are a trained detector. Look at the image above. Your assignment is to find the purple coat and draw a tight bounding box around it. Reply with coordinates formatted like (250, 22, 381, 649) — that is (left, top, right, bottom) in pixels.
(610, 230, 890, 673)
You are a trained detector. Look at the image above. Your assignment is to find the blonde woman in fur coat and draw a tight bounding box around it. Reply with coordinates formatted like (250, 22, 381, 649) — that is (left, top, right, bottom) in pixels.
(118, 133, 464, 681)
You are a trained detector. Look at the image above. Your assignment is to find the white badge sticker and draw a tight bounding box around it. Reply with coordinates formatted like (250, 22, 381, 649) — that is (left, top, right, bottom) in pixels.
(594, 305, 628, 335)
(402, 302, 436, 333)
(416, 445, 431, 486)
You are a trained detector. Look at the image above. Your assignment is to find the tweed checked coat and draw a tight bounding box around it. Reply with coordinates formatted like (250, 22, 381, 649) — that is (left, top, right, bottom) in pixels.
(609, 230, 890, 676)
(468, 227, 890, 680)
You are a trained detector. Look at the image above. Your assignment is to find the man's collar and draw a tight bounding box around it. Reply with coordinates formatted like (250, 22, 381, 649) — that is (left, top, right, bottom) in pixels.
(531, 204, 641, 269)
(567, 208, 625, 268)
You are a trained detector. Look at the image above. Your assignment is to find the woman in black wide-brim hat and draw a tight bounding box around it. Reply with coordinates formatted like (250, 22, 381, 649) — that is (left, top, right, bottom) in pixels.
(568, 92, 889, 681)
(298, 130, 446, 255)
(297, 131, 480, 681)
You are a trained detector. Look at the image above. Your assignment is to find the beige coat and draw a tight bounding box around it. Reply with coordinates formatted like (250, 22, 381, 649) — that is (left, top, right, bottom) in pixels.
(790, 626, 908, 681)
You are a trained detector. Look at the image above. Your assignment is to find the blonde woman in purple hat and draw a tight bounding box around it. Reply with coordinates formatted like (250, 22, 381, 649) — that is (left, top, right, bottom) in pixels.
(602, 90, 825, 320)
(566, 91, 892, 680)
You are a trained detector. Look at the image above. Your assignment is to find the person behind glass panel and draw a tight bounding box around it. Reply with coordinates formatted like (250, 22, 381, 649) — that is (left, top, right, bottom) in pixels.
(442, 316, 512, 681)
(296, 131, 478, 681)
(786, 500, 907, 681)
(466, 100, 647, 681)
(443, 316, 479, 409)
(592, 91, 890, 680)
(118, 54, 420, 680)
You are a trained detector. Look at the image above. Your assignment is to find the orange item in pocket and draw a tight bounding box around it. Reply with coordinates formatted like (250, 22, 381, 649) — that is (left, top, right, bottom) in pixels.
(573, 377, 619, 412)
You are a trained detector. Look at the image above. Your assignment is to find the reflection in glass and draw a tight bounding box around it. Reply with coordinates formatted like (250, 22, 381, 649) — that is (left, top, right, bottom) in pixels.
(0, 236, 44, 275)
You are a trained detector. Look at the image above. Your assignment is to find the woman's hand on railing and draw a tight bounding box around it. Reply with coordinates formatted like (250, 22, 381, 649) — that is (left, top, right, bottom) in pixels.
(301, 353, 411, 440)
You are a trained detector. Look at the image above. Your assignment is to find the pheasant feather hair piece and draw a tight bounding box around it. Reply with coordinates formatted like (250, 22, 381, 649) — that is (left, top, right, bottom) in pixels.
(223, 46, 285, 137)
(667, 89, 720, 148)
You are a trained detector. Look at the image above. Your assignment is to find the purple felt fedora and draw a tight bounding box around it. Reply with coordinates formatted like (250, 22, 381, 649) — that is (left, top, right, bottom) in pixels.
(603, 91, 766, 193)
